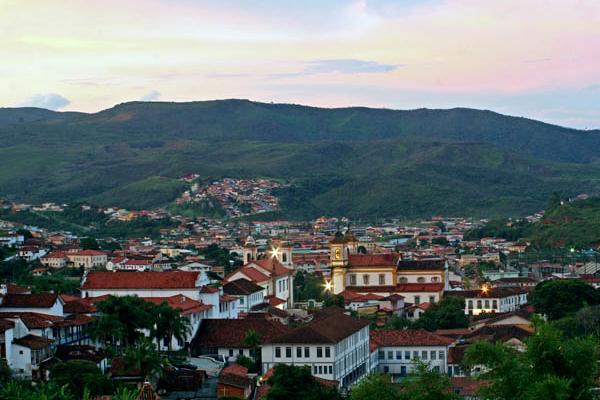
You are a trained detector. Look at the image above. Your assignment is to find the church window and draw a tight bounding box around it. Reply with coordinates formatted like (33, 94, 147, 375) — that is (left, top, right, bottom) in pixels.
(350, 275, 357, 285)
(379, 274, 385, 285)
(399, 277, 408, 284)
(417, 277, 426, 283)
(431, 276, 439, 282)
(363, 275, 370, 285)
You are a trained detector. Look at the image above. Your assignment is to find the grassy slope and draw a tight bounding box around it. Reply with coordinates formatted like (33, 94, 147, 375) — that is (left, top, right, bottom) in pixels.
(0, 100, 600, 218)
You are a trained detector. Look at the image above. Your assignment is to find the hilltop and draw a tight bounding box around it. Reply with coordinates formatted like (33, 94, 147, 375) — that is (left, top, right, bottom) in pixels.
(1, 99, 600, 219)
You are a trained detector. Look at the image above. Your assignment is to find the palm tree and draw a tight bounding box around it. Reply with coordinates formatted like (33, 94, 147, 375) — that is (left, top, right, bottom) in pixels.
(125, 337, 167, 382)
(151, 302, 191, 352)
(243, 329, 262, 362)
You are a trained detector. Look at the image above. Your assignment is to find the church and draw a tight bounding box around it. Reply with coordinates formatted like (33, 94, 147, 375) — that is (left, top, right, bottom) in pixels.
(329, 231, 449, 305)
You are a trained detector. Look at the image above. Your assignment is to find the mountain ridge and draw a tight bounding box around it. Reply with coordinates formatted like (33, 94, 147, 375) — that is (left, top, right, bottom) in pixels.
(1, 99, 600, 219)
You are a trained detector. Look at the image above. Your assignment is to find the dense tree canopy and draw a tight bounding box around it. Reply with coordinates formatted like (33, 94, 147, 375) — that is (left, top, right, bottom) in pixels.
(266, 364, 342, 400)
(531, 279, 599, 320)
(464, 323, 599, 400)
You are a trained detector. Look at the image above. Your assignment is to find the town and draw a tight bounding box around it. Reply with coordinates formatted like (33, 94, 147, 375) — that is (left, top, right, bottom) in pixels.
(1, 193, 599, 400)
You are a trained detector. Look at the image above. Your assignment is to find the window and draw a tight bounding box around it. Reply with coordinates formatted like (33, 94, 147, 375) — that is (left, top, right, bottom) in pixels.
(415, 296, 421, 304)
(439, 351, 444, 360)
(286, 347, 292, 358)
(229, 349, 234, 357)
(378, 350, 385, 360)
(383, 366, 389, 373)
(484, 300, 490, 309)
(468, 300, 473, 309)
(379, 274, 385, 285)
(396, 351, 402, 360)
(325, 347, 331, 357)
(431, 276, 439, 282)
(417, 277, 425, 283)
(317, 347, 323, 358)
(275, 347, 281, 358)
(400, 366, 407, 376)
(430, 351, 436, 360)
(492, 300, 498, 309)
(405, 351, 410, 360)
(239, 349, 243, 355)
(363, 275, 370, 285)
(477, 300, 482, 309)
(429, 296, 435, 304)
(305, 347, 310, 357)
(413, 351, 418, 359)
(240, 297, 244, 304)
(421, 351, 428, 360)
(328, 365, 333, 374)
(318, 366, 323, 374)
(387, 351, 393, 359)
(350, 274, 357, 285)
(297, 347, 302, 358)
(314, 366, 318, 374)
(399, 277, 408, 283)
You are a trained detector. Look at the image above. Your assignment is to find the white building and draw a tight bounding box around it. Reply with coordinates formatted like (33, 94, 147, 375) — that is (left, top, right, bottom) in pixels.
(261, 308, 371, 389)
(222, 279, 266, 313)
(370, 329, 454, 382)
(453, 288, 529, 316)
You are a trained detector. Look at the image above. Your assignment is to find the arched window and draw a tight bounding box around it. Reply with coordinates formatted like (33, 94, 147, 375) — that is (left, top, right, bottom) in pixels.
(399, 277, 408, 284)
(431, 277, 439, 282)
(417, 277, 426, 283)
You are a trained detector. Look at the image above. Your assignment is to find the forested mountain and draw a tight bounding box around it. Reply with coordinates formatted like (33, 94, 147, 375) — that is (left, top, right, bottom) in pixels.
(1, 99, 599, 218)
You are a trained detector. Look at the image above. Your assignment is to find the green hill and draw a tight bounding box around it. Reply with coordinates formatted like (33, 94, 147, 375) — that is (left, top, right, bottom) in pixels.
(1, 99, 600, 219)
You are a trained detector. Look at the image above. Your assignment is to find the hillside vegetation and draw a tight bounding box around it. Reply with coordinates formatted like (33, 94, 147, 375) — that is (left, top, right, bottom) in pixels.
(1, 100, 600, 218)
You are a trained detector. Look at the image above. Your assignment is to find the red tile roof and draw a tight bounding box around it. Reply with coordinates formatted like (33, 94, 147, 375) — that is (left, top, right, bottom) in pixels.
(13, 334, 54, 349)
(1, 293, 60, 308)
(349, 254, 399, 267)
(142, 295, 212, 315)
(251, 258, 292, 277)
(370, 329, 454, 347)
(63, 298, 97, 314)
(344, 283, 445, 293)
(268, 308, 370, 344)
(0, 312, 64, 329)
(82, 271, 200, 289)
(0, 318, 15, 333)
(192, 318, 289, 349)
(226, 267, 271, 283)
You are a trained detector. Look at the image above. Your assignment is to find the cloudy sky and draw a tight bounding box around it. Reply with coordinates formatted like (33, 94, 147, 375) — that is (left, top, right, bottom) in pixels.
(2, 0, 600, 128)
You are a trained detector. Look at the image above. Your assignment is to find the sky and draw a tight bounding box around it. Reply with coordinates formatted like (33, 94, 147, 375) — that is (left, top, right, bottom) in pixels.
(2, 0, 600, 129)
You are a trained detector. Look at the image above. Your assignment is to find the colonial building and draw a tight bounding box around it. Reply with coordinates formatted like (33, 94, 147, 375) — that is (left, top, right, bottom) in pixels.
(370, 330, 454, 382)
(448, 287, 529, 316)
(329, 231, 449, 305)
(223, 279, 266, 313)
(261, 308, 371, 389)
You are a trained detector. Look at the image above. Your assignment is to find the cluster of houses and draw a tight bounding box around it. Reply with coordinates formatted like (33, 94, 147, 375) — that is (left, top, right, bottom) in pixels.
(176, 177, 283, 218)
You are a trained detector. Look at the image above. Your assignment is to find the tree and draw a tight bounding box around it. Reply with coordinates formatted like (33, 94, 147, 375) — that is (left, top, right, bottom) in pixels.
(266, 364, 342, 400)
(93, 296, 155, 347)
(322, 293, 345, 308)
(531, 279, 599, 320)
(80, 237, 100, 250)
(398, 361, 460, 400)
(414, 296, 469, 331)
(125, 337, 167, 381)
(463, 322, 599, 400)
(151, 301, 191, 351)
(349, 373, 400, 400)
(50, 360, 111, 398)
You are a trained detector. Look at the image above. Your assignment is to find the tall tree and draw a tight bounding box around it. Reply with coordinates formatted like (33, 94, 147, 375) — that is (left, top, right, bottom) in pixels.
(125, 337, 166, 381)
(151, 301, 191, 352)
(349, 373, 400, 400)
(94, 296, 155, 347)
(266, 364, 342, 400)
(463, 322, 599, 400)
(531, 279, 599, 320)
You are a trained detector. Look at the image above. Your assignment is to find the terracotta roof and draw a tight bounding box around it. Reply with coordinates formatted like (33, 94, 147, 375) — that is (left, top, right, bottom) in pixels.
(200, 286, 219, 294)
(220, 294, 238, 302)
(344, 283, 445, 293)
(72, 250, 107, 256)
(226, 267, 271, 283)
(55, 345, 106, 364)
(434, 328, 471, 339)
(265, 295, 286, 307)
(348, 253, 399, 267)
(63, 298, 97, 314)
(397, 259, 445, 270)
(142, 295, 212, 315)
(464, 324, 534, 343)
(451, 377, 491, 397)
(268, 308, 369, 344)
(192, 318, 289, 349)
(223, 279, 265, 296)
(371, 329, 454, 347)
(6, 283, 31, 294)
(0, 318, 15, 333)
(82, 271, 200, 289)
(251, 258, 292, 277)
(0, 312, 66, 329)
(1, 293, 59, 308)
(13, 334, 54, 349)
